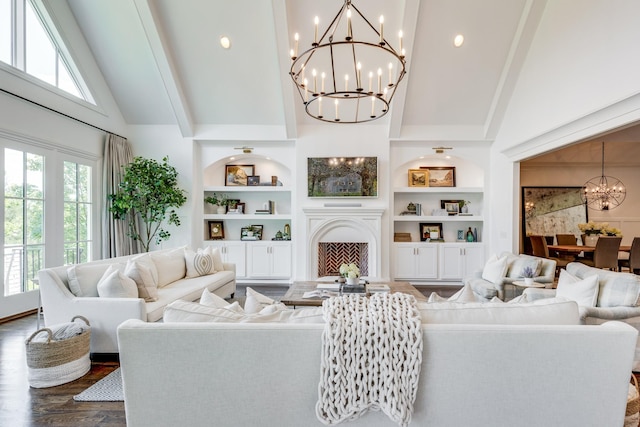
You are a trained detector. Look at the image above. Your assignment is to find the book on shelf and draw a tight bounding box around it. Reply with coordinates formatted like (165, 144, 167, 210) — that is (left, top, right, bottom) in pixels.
(316, 283, 341, 291)
(254, 209, 270, 214)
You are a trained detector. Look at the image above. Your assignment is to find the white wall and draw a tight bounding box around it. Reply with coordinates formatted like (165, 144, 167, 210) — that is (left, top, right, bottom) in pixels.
(492, 0, 640, 253)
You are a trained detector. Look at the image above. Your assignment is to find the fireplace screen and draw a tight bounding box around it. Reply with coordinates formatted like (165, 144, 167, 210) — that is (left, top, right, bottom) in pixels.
(318, 242, 369, 277)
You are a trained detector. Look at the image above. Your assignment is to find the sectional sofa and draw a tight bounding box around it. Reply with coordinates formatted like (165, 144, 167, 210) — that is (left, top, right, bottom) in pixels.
(38, 247, 236, 354)
(117, 297, 637, 426)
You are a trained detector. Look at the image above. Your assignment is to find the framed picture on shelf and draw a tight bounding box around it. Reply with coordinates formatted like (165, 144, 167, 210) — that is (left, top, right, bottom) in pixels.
(208, 221, 224, 240)
(419, 222, 443, 241)
(251, 224, 264, 240)
(408, 169, 429, 187)
(420, 166, 456, 187)
(441, 200, 461, 215)
(236, 202, 245, 214)
(227, 199, 240, 209)
(247, 176, 260, 186)
(225, 164, 255, 186)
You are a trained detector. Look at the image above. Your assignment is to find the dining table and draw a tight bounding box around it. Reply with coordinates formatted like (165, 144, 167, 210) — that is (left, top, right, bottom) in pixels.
(548, 244, 631, 254)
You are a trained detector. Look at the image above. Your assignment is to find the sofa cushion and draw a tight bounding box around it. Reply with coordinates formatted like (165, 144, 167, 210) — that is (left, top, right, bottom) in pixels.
(125, 259, 159, 302)
(244, 287, 287, 314)
(199, 288, 243, 313)
(163, 300, 324, 323)
(66, 264, 110, 297)
(482, 254, 508, 285)
(506, 255, 542, 279)
(417, 298, 579, 325)
(97, 265, 138, 298)
(556, 269, 599, 307)
(184, 247, 217, 278)
(567, 262, 640, 307)
(151, 247, 186, 287)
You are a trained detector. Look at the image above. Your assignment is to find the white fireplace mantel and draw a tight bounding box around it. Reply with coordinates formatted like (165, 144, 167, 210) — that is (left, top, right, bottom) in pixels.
(303, 206, 385, 279)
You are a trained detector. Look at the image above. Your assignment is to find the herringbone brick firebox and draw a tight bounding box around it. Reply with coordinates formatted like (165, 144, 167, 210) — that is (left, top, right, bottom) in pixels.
(317, 242, 369, 277)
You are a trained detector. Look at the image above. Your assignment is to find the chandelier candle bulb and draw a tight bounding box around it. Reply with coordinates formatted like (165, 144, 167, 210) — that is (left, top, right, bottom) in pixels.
(377, 68, 382, 94)
(318, 96, 323, 117)
(321, 72, 326, 93)
(388, 63, 393, 86)
(314, 16, 319, 45)
(371, 96, 375, 117)
(379, 15, 384, 44)
(304, 79, 308, 102)
(346, 9, 352, 40)
(294, 33, 299, 57)
(399, 30, 403, 53)
(312, 69, 317, 94)
(368, 71, 373, 93)
(356, 62, 362, 90)
(335, 99, 339, 121)
(344, 74, 349, 92)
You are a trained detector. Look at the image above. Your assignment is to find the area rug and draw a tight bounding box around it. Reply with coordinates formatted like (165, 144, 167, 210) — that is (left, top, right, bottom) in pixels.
(73, 368, 123, 401)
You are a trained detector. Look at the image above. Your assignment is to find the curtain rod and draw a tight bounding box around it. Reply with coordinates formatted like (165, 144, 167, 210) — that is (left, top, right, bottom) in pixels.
(0, 88, 126, 140)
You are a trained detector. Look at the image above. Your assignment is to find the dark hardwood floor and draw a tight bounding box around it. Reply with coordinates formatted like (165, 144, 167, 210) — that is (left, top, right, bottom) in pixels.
(0, 284, 459, 426)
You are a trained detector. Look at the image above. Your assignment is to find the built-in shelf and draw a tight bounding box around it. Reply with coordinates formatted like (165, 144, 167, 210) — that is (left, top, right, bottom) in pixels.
(204, 214, 292, 220)
(204, 186, 290, 192)
(393, 186, 483, 193)
(393, 215, 483, 222)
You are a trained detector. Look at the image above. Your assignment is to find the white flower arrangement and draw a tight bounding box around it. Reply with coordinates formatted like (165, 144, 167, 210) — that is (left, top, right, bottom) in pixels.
(578, 221, 622, 236)
(339, 263, 360, 279)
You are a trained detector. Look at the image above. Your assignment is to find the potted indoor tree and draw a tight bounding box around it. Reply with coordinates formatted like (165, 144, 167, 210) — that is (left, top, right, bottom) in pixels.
(109, 156, 187, 252)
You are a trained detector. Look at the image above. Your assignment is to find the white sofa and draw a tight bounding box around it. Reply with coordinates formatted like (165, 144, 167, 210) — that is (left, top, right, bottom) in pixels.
(38, 247, 236, 354)
(524, 261, 640, 371)
(466, 252, 556, 300)
(118, 311, 637, 427)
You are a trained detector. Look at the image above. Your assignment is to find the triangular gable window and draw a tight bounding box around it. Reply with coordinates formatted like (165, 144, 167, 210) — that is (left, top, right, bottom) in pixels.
(0, 0, 94, 103)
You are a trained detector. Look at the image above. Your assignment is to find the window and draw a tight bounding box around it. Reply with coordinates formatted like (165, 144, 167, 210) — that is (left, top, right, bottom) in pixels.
(0, 0, 91, 102)
(63, 161, 92, 265)
(4, 148, 44, 296)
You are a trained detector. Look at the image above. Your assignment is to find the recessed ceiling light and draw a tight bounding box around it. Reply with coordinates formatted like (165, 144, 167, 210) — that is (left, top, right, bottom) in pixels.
(453, 34, 464, 47)
(220, 36, 231, 49)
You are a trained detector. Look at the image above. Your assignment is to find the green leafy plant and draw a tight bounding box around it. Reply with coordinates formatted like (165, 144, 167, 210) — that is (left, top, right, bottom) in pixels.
(204, 193, 229, 207)
(109, 156, 187, 252)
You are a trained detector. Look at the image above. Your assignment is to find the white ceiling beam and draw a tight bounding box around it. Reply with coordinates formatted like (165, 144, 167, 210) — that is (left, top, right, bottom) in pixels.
(133, 0, 194, 137)
(388, 0, 420, 139)
(484, 0, 547, 140)
(272, 0, 298, 139)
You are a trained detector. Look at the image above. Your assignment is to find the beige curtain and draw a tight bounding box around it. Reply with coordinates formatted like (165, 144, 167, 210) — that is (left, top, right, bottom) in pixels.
(102, 134, 141, 257)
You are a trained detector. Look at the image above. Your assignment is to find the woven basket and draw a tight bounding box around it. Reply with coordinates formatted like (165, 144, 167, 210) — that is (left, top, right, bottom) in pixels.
(625, 375, 640, 427)
(25, 315, 91, 388)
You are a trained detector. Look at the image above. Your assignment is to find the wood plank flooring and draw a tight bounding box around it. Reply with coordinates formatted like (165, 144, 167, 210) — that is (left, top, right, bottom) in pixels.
(0, 284, 459, 426)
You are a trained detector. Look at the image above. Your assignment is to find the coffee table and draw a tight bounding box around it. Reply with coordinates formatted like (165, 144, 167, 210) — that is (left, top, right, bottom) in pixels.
(281, 281, 427, 307)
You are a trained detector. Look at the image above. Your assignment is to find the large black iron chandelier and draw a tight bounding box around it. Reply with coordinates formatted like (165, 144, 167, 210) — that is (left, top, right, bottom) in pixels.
(289, 0, 407, 123)
(580, 141, 626, 210)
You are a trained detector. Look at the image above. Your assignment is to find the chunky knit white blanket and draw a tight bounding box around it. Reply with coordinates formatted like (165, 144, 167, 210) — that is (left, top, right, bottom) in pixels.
(316, 292, 423, 426)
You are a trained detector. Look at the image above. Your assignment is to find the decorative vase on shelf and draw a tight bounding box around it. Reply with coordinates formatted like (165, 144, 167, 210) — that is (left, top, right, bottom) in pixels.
(584, 234, 599, 246)
(346, 277, 358, 285)
(216, 206, 226, 214)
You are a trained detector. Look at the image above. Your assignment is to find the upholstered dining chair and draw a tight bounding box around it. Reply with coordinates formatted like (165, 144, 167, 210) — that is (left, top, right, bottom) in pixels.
(556, 234, 577, 245)
(619, 237, 640, 274)
(578, 236, 622, 270)
(529, 235, 569, 275)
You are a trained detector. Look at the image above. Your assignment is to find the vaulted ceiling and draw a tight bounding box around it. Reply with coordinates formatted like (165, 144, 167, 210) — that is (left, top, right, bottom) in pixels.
(66, 0, 540, 141)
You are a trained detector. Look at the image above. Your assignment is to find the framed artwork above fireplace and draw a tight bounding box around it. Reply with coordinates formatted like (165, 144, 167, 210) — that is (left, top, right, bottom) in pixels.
(307, 157, 378, 197)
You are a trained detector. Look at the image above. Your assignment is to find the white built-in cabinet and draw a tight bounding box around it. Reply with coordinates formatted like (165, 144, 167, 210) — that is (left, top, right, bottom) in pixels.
(247, 241, 292, 279)
(206, 241, 247, 278)
(394, 243, 438, 280)
(438, 243, 485, 280)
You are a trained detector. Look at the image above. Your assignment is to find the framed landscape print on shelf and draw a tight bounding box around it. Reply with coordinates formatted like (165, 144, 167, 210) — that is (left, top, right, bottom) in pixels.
(420, 166, 455, 187)
(408, 169, 429, 187)
(225, 164, 255, 186)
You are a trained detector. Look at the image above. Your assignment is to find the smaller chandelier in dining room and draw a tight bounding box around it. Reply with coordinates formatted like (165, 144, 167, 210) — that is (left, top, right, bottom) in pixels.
(289, 0, 407, 123)
(580, 141, 626, 211)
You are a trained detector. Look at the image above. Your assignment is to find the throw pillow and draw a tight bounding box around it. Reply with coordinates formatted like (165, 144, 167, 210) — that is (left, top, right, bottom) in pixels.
(184, 247, 216, 278)
(130, 253, 159, 285)
(244, 287, 286, 314)
(210, 247, 224, 273)
(151, 247, 187, 287)
(556, 269, 599, 307)
(481, 254, 508, 285)
(506, 256, 542, 279)
(66, 264, 110, 297)
(97, 265, 138, 298)
(447, 283, 487, 303)
(125, 259, 159, 302)
(199, 289, 244, 313)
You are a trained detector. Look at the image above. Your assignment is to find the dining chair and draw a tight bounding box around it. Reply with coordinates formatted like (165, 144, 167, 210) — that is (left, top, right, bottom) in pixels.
(556, 234, 577, 245)
(619, 237, 640, 274)
(578, 236, 622, 270)
(529, 235, 568, 275)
